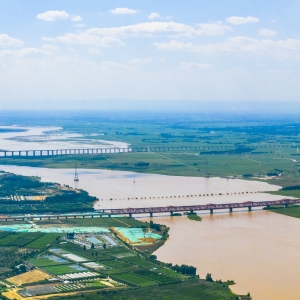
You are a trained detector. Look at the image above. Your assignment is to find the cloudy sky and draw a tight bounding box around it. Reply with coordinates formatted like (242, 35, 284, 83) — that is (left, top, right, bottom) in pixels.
(1, 0, 300, 104)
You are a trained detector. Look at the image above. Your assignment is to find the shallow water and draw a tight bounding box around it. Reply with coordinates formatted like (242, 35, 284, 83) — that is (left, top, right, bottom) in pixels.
(0, 126, 128, 151)
(0, 164, 299, 299)
(150, 211, 300, 300)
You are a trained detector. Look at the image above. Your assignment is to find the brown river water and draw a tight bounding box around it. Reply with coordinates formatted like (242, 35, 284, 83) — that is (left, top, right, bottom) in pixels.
(0, 165, 299, 299)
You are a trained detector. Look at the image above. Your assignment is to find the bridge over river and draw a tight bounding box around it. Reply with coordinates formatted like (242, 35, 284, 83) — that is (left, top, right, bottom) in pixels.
(0, 144, 294, 157)
(104, 198, 300, 217)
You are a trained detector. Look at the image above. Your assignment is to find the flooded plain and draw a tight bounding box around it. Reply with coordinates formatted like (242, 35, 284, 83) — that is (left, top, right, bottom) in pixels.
(0, 164, 299, 299)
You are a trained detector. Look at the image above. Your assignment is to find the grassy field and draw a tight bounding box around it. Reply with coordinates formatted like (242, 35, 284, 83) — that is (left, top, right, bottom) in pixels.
(134, 269, 179, 284)
(26, 233, 64, 249)
(267, 205, 300, 219)
(113, 273, 158, 287)
(0, 232, 43, 247)
(50, 278, 240, 300)
(43, 264, 87, 275)
(30, 256, 67, 267)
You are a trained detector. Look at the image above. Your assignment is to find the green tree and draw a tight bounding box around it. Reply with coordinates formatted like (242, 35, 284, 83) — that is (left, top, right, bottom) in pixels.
(103, 243, 106, 250)
(206, 273, 213, 282)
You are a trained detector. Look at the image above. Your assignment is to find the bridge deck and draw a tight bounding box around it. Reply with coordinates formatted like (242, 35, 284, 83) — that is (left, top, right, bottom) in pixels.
(103, 198, 300, 215)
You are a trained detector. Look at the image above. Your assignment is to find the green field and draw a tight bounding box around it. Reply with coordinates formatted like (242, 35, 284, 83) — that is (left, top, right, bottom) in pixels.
(102, 260, 132, 270)
(51, 278, 239, 300)
(121, 256, 159, 269)
(267, 205, 300, 219)
(26, 233, 64, 249)
(113, 273, 158, 287)
(44, 264, 87, 275)
(30, 255, 69, 267)
(134, 270, 179, 284)
(0, 232, 43, 247)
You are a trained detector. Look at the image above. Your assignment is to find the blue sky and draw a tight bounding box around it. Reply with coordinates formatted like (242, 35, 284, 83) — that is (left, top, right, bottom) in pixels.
(1, 0, 300, 103)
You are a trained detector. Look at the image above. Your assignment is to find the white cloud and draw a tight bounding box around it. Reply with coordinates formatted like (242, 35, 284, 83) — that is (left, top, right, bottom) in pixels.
(129, 57, 153, 64)
(0, 34, 23, 47)
(37, 10, 70, 22)
(102, 61, 135, 70)
(88, 48, 102, 54)
(259, 28, 277, 37)
(42, 37, 56, 42)
(74, 24, 87, 27)
(110, 8, 137, 14)
(226, 16, 259, 25)
(87, 21, 229, 38)
(0, 48, 51, 57)
(197, 23, 230, 36)
(155, 37, 300, 60)
(57, 32, 124, 46)
(41, 44, 60, 50)
(148, 13, 160, 20)
(180, 62, 211, 69)
(71, 15, 82, 22)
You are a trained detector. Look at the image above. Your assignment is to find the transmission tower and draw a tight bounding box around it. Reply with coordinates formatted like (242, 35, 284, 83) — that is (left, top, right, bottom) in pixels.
(74, 163, 79, 182)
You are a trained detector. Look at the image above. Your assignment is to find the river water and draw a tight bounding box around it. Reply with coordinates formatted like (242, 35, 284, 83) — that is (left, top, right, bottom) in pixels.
(0, 165, 299, 299)
(0, 126, 128, 152)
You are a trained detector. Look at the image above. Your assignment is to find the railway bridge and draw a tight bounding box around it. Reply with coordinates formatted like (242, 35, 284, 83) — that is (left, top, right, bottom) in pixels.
(103, 198, 300, 217)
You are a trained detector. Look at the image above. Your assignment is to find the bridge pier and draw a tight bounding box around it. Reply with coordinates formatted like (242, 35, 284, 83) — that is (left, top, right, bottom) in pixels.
(248, 206, 252, 211)
(190, 210, 194, 214)
(266, 205, 270, 209)
(129, 213, 132, 218)
(170, 211, 174, 216)
(150, 212, 153, 217)
(284, 203, 289, 208)
(229, 207, 233, 213)
(210, 209, 213, 214)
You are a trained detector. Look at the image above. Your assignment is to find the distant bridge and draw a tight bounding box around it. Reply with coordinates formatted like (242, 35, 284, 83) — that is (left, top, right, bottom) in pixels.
(0, 144, 295, 157)
(103, 198, 300, 217)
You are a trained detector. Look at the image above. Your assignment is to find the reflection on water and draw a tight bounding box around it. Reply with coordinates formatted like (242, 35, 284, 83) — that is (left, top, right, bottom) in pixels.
(0, 164, 298, 299)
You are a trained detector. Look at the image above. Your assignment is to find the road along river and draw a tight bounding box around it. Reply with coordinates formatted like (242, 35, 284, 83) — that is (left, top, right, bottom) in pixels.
(0, 165, 299, 299)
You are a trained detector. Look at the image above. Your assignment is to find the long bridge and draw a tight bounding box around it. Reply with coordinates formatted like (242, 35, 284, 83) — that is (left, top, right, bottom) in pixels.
(103, 198, 300, 217)
(0, 199, 298, 221)
(0, 144, 295, 157)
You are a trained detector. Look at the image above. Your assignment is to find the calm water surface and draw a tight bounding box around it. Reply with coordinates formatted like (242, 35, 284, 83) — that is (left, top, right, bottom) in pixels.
(0, 165, 298, 299)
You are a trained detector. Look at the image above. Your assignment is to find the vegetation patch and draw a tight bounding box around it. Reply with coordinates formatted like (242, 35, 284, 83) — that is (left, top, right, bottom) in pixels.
(134, 270, 179, 284)
(113, 273, 157, 287)
(187, 212, 202, 222)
